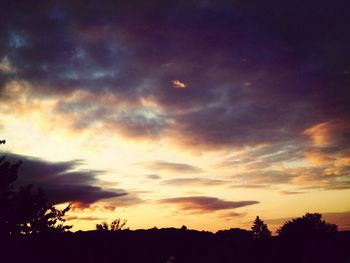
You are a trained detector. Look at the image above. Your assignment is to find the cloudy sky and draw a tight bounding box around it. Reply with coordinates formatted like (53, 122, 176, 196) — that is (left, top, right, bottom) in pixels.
(1, 0, 349, 232)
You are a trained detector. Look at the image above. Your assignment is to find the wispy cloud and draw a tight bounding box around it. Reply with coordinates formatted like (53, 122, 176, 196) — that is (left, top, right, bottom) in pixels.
(162, 177, 229, 187)
(65, 216, 107, 221)
(146, 174, 162, 180)
(142, 161, 202, 174)
(159, 196, 259, 213)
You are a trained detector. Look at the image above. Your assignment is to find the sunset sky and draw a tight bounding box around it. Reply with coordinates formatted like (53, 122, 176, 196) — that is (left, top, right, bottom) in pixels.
(0, 0, 349, 232)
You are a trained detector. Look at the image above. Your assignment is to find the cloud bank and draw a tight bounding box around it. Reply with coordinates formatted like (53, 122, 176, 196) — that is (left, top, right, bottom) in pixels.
(1, 152, 126, 206)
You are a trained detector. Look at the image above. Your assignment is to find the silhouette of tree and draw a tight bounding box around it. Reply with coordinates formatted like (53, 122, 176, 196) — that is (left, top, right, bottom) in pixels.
(251, 216, 271, 239)
(96, 218, 127, 231)
(0, 156, 72, 235)
(0, 156, 21, 235)
(277, 213, 337, 239)
(96, 221, 109, 231)
(110, 218, 127, 231)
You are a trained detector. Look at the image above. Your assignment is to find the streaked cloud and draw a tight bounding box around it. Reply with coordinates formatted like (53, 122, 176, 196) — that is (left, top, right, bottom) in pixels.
(159, 196, 259, 212)
(146, 174, 162, 180)
(280, 191, 306, 195)
(162, 177, 229, 187)
(65, 216, 107, 221)
(143, 161, 202, 174)
(232, 170, 295, 186)
(219, 211, 246, 220)
(105, 193, 145, 208)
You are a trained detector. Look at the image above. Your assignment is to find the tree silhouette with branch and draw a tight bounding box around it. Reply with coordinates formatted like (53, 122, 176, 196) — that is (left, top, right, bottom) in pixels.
(251, 216, 271, 239)
(96, 218, 127, 231)
(0, 156, 72, 236)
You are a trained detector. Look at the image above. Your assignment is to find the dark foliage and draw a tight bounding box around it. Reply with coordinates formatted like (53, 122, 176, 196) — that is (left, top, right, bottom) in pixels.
(277, 213, 338, 239)
(96, 218, 127, 231)
(0, 156, 72, 236)
(1, 228, 350, 263)
(216, 228, 253, 241)
(180, 225, 187, 231)
(251, 216, 271, 239)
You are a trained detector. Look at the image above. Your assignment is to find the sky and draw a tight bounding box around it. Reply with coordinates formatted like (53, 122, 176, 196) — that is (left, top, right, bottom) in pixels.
(0, 0, 350, 233)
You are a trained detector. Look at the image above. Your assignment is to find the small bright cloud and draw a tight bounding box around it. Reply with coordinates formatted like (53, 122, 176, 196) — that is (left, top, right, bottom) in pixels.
(172, 79, 187, 89)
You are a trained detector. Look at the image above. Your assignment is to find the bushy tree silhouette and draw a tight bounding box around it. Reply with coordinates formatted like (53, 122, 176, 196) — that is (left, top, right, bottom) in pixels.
(251, 216, 271, 239)
(96, 218, 127, 231)
(277, 213, 337, 239)
(0, 156, 72, 235)
(181, 225, 188, 231)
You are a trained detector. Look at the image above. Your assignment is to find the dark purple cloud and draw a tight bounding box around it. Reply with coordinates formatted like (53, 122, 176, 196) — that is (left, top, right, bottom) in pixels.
(1, 152, 126, 205)
(159, 196, 259, 212)
(0, 0, 349, 149)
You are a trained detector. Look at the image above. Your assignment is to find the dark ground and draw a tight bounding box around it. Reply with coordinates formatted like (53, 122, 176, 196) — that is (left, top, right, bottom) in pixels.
(2, 228, 350, 263)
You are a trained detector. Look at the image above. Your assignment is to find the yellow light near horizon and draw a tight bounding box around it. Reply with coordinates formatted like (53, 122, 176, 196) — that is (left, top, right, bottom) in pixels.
(1, 81, 350, 233)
